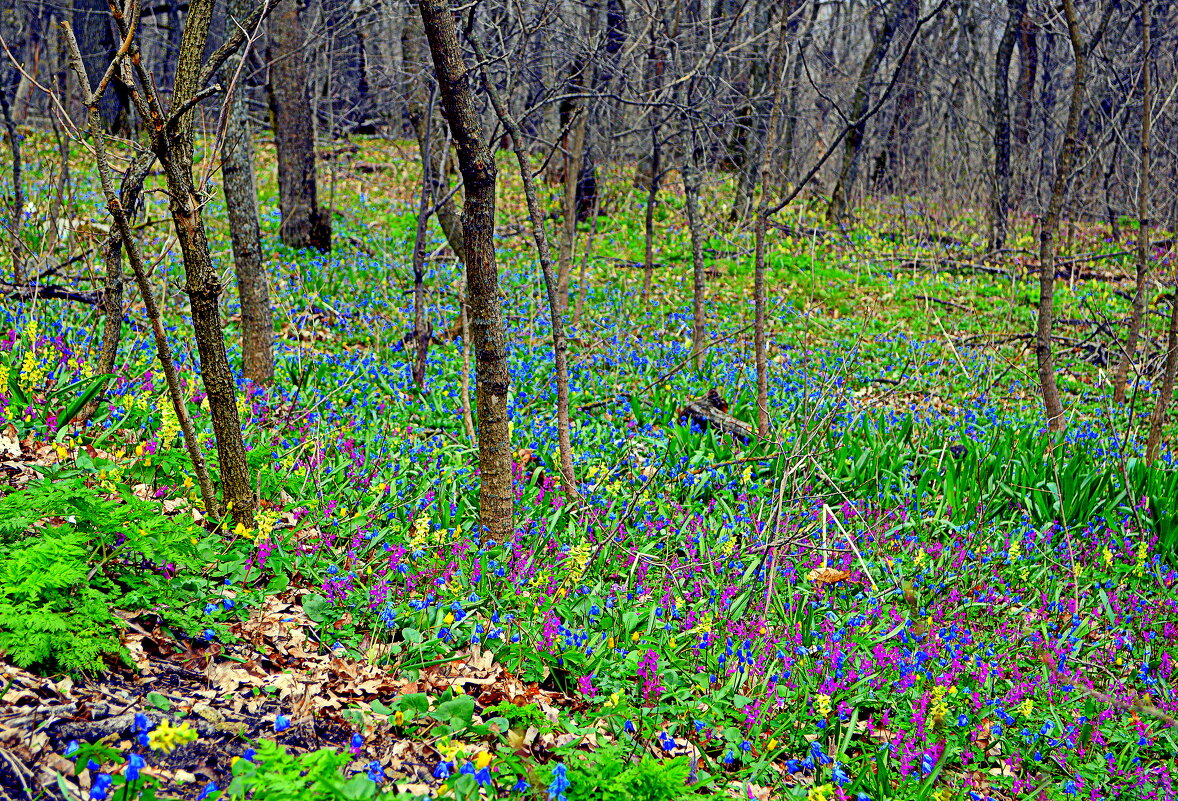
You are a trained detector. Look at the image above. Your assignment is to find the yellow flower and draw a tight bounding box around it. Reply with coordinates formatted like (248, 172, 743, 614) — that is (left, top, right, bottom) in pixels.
(474, 751, 493, 770)
(631, 631, 640, 643)
(767, 738, 778, 750)
(815, 693, 832, 717)
(1019, 698, 1033, 717)
(148, 720, 197, 753)
(1102, 547, 1114, 567)
(808, 784, 833, 801)
(437, 737, 463, 763)
(393, 711, 404, 726)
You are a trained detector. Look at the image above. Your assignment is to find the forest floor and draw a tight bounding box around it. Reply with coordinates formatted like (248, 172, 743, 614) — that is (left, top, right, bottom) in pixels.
(2, 135, 1178, 801)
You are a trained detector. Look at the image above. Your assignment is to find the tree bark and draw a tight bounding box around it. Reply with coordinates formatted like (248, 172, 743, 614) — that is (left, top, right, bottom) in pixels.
(417, 0, 512, 542)
(1034, 0, 1088, 433)
(268, 0, 330, 252)
(557, 109, 586, 312)
(1112, 1, 1151, 404)
(410, 89, 435, 391)
(989, 0, 1026, 252)
(683, 132, 706, 372)
(223, 0, 274, 385)
(827, 0, 907, 223)
(0, 89, 24, 285)
(163, 0, 258, 526)
(1147, 259, 1178, 463)
(474, 40, 576, 490)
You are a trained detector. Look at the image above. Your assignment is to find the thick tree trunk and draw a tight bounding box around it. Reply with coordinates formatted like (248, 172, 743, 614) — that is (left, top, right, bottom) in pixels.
(827, 0, 907, 223)
(1035, 0, 1088, 433)
(1112, 1, 1151, 404)
(417, 0, 512, 542)
(268, 0, 331, 252)
(223, 0, 274, 385)
(989, 0, 1026, 252)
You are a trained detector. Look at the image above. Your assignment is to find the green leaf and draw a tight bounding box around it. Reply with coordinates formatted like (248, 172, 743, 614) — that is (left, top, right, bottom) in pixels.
(56, 374, 114, 432)
(146, 691, 171, 711)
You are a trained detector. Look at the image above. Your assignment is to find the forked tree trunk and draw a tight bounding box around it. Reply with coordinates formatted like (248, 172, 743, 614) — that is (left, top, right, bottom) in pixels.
(1112, 0, 1152, 404)
(417, 0, 512, 542)
(1035, 0, 1089, 433)
(268, 0, 330, 252)
(164, 0, 258, 526)
(222, 0, 274, 385)
(990, 0, 1027, 252)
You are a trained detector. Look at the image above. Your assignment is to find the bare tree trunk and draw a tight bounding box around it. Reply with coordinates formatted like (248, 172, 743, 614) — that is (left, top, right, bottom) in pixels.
(458, 279, 476, 443)
(474, 42, 575, 490)
(556, 109, 586, 312)
(989, 0, 1026, 252)
(827, 0, 907, 223)
(0, 89, 24, 285)
(641, 128, 661, 300)
(683, 132, 706, 372)
(1035, 0, 1089, 433)
(410, 90, 435, 391)
(1113, 1, 1152, 404)
(753, 11, 790, 438)
(402, 13, 464, 256)
(417, 0, 512, 542)
(268, 0, 330, 252)
(222, 0, 274, 385)
(1147, 258, 1178, 462)
(572, 193, 600, 329)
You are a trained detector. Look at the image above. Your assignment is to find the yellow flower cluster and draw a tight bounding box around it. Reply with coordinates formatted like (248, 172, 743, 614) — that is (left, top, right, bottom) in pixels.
(1019, 698, 1034, 717)
(409, 517, 431, 552)
(565, 539, 592, 584)
(807, 783, 833, 801)
(1135, 540, 1149, 577)
(1008, 539, 1022, 561)
(815, 693, 832, 716)
(930, 685, 950, 720)
(19, 350, 47, 392)
(718, 535, 735, 557)
(148, 720, 197, 753)
(158, 396, 181, 447)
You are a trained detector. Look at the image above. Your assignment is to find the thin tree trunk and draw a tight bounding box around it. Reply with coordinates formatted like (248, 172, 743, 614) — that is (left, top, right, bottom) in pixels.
(458, 279, 476, 443)
(827, 0, 907, 223)
(753, 11, 790, 438)
(268, 0, 330, 252)
(572, 193, 601, 329)
(683, 138, 706, 372)
(474, 44, 575, 490)
(0, 90, 24, 285)
(1035, 0, 1088, 433)
(990, 0, 1027, 252)
(1147, 262, 1178, 462)
(641, 130, 661, 300)
(222, 0, 274, 385)
(411, 89, 435, 391)
(556, 109, 586, 313)
(1113, 1, 1152, 404)
(417, 0, 512, 542)
(61, 26, 219, 520)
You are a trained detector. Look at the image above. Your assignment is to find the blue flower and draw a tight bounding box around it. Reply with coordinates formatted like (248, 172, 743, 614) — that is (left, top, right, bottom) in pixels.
(365, 761, 384, 783)
(623, 719, 635, 734)
(1063, 779, 1078, 794)
(434, 760, 453, 779)
(242, 748, 257, 762)
(63, 741, 79, 759)
(832, 762, 851, 785)
(133, 713, 153, 732)
(474, 766, 492, 786)
(89, 775, 113, 801)
(957, 713, 969, 727)
(513, 778, 530, 792)
(274, 714, 291, 732)
(548, 763, 570, 801)
(659, 731, 676, 751)
(196, 782, 218, 801)
(125, 754, 145, 782)
(350, 733, 364, 753)
(222, 599, 235, 610)
(921, 752, 934, 776)
(810, 740, 832, 766)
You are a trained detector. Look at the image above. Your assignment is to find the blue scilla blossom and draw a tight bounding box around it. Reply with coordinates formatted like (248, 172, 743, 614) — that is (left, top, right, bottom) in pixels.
(350, 733, 364, 753)
(475, 766, 492, 786)
(90, 775, 113, 801)
(242, 748, 257, 762)
(624, 719, 635, 734)
(659, 731, 676, 751)
(513, 778, 530, 792)
(810, 740, 832, 766)
(64, 741, 80, 759)
(548, 763, 570, 801)
(434, 761, 453, 779)
(86, 760, 101, 772)
(957, 713, 969, 727)
(366, 761, 384, 783)
(459, 761, 475, 776)
(274, 714, 291, 732)
(196, 783, 218, 801)
(134, 713, 153, 732)
(921, 752, 934, 776)
(125, 754, 145, 782)
(1063, 780, 1078, 794)
(222, 599, 234, 610)
(832, 762, 851, 785)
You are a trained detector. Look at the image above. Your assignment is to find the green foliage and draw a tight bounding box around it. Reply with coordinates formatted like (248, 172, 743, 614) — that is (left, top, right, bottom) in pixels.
(222, 740, 383, 801)
(544, 747, 694, 801)
(0, 476, 206, 673)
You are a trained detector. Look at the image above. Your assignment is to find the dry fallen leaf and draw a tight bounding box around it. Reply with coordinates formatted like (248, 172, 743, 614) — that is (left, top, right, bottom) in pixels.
(806, 567, 850, 584)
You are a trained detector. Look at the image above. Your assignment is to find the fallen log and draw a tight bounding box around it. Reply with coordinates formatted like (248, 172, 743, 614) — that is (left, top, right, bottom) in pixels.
(676, 389, 755, 443)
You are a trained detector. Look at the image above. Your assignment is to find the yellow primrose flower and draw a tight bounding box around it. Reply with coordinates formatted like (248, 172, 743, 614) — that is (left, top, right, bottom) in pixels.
(474, 751, 493, 770)
(815, 693, 832, 716)
(148, 720, 197, 753)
